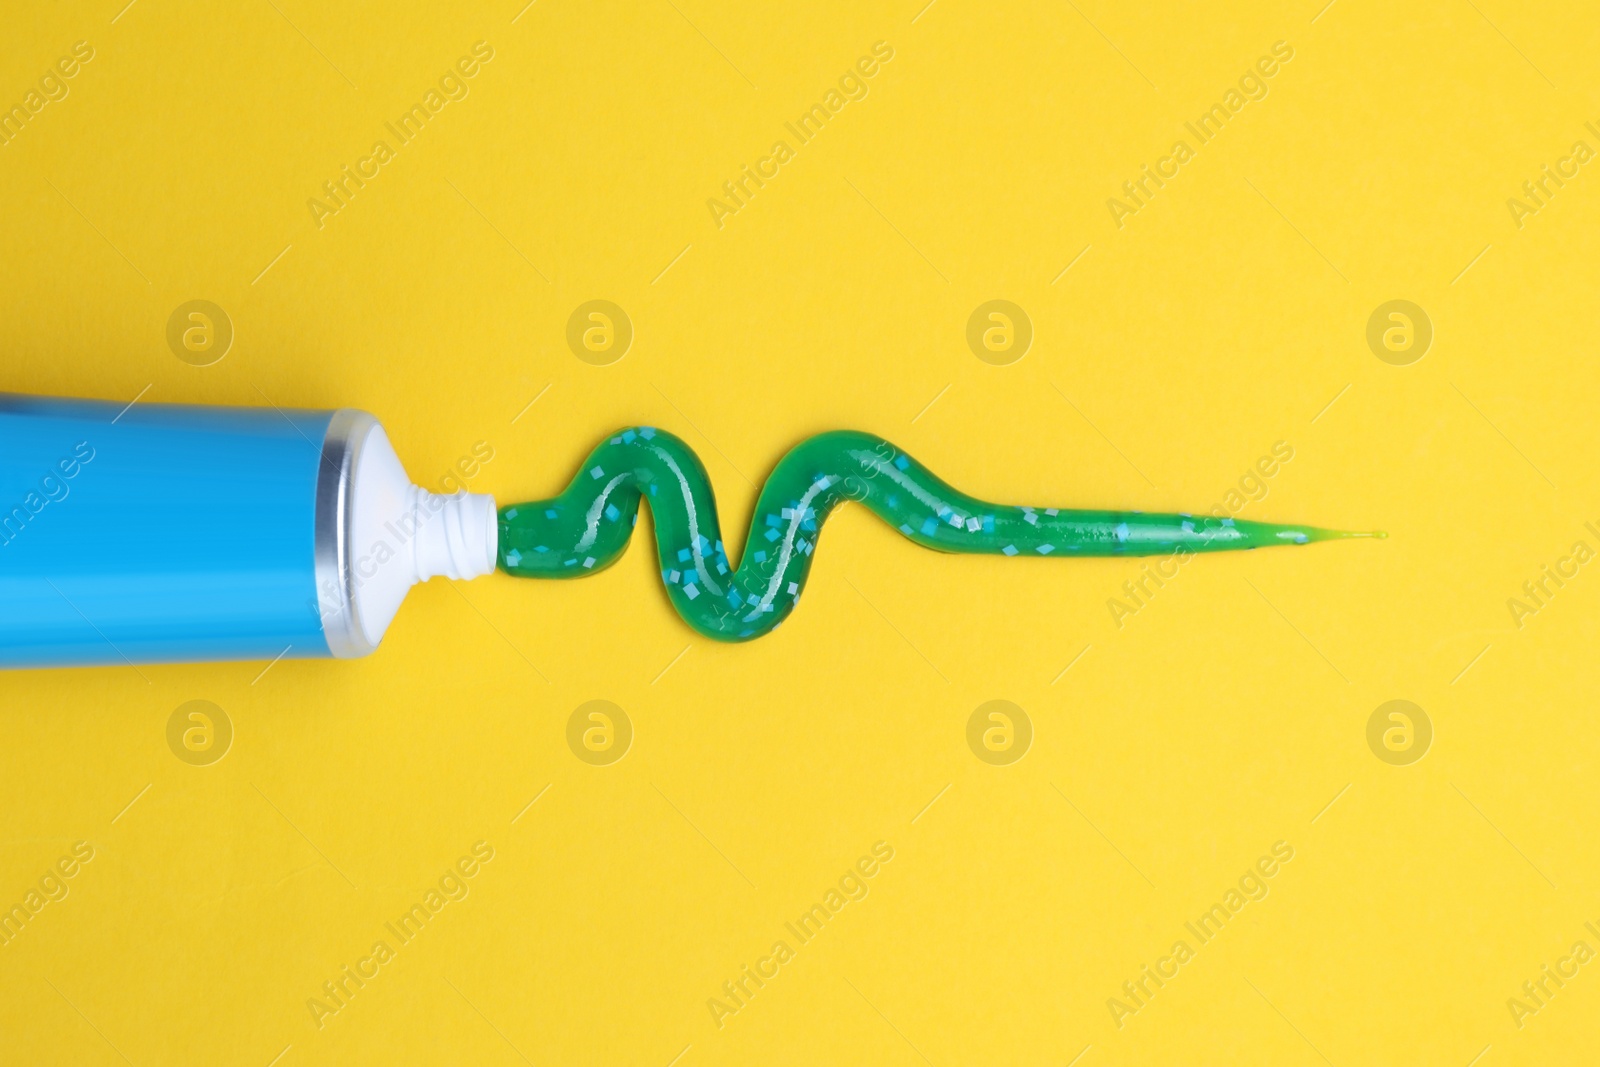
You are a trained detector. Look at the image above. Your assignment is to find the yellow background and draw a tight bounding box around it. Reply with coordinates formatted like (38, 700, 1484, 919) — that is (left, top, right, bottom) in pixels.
(2, 1, 1598, 1064)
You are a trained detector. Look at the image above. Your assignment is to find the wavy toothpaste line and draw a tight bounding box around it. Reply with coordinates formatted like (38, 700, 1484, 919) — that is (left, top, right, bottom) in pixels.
(496, 428, 1380, 641)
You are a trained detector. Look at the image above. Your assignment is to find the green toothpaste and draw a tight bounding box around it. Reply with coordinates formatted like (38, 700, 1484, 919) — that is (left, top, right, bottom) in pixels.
(497, 428, 1380, 641)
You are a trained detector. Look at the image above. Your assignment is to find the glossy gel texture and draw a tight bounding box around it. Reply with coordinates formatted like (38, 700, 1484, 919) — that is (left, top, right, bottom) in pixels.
(497, 428, 1377, 641)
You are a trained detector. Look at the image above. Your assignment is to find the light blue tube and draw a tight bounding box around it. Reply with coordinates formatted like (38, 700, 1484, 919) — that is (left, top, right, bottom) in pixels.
(0, 393, 340, 668)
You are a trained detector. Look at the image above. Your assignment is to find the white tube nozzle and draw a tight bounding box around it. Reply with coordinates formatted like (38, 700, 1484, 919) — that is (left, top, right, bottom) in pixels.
(412, 487, 498, 582)
(326, 419, 499, 654)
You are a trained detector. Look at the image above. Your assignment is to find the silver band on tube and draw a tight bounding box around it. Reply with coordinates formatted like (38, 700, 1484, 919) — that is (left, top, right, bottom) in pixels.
(313, 408, 380, 658)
